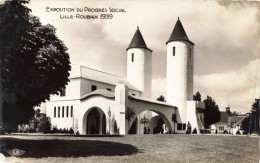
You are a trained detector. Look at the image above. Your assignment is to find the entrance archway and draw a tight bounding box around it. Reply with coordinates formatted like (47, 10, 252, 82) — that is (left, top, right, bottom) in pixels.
(87, 109, 100, 134)
(83, 107, 106, 135)
(129, 110, 172, 134)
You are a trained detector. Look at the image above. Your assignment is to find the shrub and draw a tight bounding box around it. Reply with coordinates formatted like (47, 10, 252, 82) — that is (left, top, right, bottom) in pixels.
(29, 127, 35, 133)
(17, 125, 23, 132)
(23, 124, 30, 133)
(192, 128, 197, 134)
(114, 120, 119, 134)
(69, 128, 74, 134)
(52, 126, 58, 133)
(223, 129, 228, 134)
(236, 130, 241, 135)
(37, 116, 51, 133)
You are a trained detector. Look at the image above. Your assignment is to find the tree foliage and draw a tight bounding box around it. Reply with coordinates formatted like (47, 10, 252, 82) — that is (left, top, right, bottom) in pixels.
(37, 115, 51, 133)
(0, 1, 71, 132)
(193, 92, 201, 102)
(251, 98, 259, 134)
(126, 107, 136, 127)
(203, 96, 221, 128)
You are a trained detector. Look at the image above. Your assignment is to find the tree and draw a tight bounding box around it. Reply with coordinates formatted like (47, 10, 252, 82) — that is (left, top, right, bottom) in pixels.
(0, 0, 71, 132)
(193, 92, 201, 102)
(250, 99, 259, 134)
(203, 96, 221, 128)
(125, 107, 136, 132)
(157, 95, 166, 102)
(37, 115, 51, 133)
(0, 0, 31, 133)
(107, 107, 111, 134)
(35, 109, 41, 118)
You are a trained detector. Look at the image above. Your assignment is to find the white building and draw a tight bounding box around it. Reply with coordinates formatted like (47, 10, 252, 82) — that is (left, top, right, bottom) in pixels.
(210, 111, 247, 135)
(45, 18, 205, 135)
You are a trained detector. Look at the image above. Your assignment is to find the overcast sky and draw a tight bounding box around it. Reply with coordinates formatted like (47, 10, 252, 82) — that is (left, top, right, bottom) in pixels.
(24, 0, 260, 113)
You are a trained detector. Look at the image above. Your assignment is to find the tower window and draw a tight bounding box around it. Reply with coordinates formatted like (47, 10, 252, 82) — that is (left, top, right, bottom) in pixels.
(173, 47, 175, 56)
(190, 48, 192, 58)
(91, 85, 97, 91)
(132, 53, 134, 62)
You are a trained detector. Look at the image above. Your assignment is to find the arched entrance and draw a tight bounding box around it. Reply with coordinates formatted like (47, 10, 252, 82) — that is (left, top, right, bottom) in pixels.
(128, 110, 172, 134)
(83, 107, 106, 135)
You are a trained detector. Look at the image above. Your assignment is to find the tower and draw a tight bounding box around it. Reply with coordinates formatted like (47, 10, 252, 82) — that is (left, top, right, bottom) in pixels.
(166, 18, 194, 123)
(126, 27, 152, 98)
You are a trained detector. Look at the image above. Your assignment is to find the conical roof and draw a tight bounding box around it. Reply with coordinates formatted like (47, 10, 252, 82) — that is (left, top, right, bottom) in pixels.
(127, 27, 152, 51)
(166, 18, 194, 45)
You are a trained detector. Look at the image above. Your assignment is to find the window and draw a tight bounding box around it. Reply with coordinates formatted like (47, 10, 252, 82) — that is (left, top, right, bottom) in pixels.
(58, 107, 60, 118)
(182, 123, 186, 131)
(177, 123, 182, 130)
(173, 47, 175, 56)
(107, 88, 111, 91)
(62, 106, 64, 118)
(190, 48, 192, 58)
(66, 106, 69, 117)
(60, 87, 66, 97)
(219, 126, 224, 131)
(132, 53, 134, 62)
(91, 85, 97, 91)
(71, 106, 73, 117)
(54, 107, 56, 118)
(132, 94, 136, 96)
(177, 123, 186, 130)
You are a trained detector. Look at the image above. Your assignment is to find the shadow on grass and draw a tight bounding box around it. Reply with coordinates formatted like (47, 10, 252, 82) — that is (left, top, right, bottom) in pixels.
(0, 138, 141, 158)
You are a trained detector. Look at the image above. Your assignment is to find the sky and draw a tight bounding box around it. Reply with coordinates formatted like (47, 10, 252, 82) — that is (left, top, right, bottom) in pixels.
(22, 0, 260, 113)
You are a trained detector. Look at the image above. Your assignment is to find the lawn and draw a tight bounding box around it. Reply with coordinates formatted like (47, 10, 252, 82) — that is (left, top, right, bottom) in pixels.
(0, 134, 258, 163)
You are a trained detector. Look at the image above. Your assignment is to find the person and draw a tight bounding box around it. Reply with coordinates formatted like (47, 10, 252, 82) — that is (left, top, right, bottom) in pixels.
(147, 127, 150, 134)
(144, 127, 147, 134)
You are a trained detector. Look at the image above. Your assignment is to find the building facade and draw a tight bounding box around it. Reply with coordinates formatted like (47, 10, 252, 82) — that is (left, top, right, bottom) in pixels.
(45, 18, 205, 134)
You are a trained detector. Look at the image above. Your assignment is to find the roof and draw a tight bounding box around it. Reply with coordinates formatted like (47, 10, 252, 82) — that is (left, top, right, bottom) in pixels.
(166, 18, 194, 45)
(215, 112, 228, 125)
(81, 89, 115, 100)
(129, 95, 177, 108)
(228, 115, 246, 126)
(74, 66, 140, 91)
(127, 27, 152, 51)
(215, 112, 247, 126)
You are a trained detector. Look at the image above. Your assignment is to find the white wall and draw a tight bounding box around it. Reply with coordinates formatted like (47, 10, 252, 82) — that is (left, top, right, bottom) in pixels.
(166, 41, 194, 123)
(50, 78, 81, 101)
(80, 79, 115, 96)
(46, 100, 80, 130)
(127, 48, 152, 98)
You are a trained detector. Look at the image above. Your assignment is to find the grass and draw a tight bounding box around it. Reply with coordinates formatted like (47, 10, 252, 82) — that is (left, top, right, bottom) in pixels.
(0, 134, 258, 163)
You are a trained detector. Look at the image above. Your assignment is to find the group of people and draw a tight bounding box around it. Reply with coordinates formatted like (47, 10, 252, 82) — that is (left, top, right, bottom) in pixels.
(144, 127, 150, 134)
